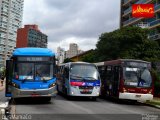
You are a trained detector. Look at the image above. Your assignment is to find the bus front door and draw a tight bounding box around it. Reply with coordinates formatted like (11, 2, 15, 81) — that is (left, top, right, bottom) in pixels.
(5, 60, 13, 97)
(112, 66, 120, 97)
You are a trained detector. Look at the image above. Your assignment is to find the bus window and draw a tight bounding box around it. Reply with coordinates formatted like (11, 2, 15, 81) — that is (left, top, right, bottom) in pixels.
(123, 67, 152, 87)
(138, 68, 152, 87)
(70, 64, 99, 80)
(106, 66, 113, 81)
(98, 66, 106, 80)
(18, 63, 34, 80)
(35, 64, 53, 81)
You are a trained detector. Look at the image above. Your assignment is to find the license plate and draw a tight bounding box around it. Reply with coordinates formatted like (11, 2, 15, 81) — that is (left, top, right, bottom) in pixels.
(83, 89, 89, 92)
(135, 94, 141, 97)
(31, 94, 40, 97)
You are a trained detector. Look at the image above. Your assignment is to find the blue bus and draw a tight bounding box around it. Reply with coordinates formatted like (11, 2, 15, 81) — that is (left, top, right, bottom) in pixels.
(5, 48, 57, 101)
(57, 62, 101, 100)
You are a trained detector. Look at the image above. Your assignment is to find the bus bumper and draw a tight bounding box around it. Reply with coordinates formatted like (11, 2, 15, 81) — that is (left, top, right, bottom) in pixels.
(119, 92, 153, 101)
(11, 86, 57, 98)
(68, 86, 100, 97)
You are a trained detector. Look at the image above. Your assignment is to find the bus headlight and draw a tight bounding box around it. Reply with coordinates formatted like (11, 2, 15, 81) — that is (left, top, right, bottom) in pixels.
(49, 83, 56, 88)
(123, 88, 127, 93)
(148, 89, 152, 94)
(12, 83, 20, 89)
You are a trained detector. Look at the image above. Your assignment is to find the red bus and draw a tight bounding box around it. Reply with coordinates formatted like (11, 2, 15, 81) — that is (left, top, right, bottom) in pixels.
(95, 59, 153, 102)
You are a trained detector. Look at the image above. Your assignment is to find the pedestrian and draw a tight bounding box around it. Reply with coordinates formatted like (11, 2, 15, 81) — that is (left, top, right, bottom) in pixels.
(1, 75, 4, 86)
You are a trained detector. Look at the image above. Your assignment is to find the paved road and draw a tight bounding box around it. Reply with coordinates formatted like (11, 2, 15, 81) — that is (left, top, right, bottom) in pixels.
(10, 95, 160, 120)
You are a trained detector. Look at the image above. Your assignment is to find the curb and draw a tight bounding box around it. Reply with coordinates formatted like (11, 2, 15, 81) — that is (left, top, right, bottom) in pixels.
(143, 102, 160, 109)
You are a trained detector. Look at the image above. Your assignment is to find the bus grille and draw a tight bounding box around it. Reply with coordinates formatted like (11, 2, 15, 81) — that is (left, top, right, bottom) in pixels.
(80, 91, 92, 94)
(79, 86, 93, 89)
(79, 86, 93, 94)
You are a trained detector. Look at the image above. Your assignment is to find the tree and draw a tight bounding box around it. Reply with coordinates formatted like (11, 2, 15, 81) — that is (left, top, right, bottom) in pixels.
(95, 26, 160, 96)
(96, 26, 160, 62)
(81, 50, 97, 63)
(63, 58, 73, 63)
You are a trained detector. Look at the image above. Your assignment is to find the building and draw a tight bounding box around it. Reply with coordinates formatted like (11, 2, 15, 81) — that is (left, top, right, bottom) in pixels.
(0, 0, 24, 66)
(70, 49, 93, 62)
(57, 47, 65, 64)
(16, 25, 48, 48)
(120, 0, 160, 40)
(65, 43, 83, 58)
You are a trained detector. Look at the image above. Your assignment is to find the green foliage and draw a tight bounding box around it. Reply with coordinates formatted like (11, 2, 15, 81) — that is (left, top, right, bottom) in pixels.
(0, 67, 5, 76)
(94, 26, 160, 96)
(63, 58, 73, 63)
(81, 50, 97, 63)
(96, 26, 160, 62)
(151, 68, 160, 96)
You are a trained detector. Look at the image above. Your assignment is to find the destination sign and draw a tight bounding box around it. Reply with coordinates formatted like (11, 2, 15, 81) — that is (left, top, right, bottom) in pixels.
(124, 61, 151, 68)
(17, 57, 52, 62)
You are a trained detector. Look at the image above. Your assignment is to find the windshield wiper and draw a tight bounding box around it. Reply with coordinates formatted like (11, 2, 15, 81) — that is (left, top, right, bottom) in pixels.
(70, 75, 83, 79)
(70, 74, 80, 77)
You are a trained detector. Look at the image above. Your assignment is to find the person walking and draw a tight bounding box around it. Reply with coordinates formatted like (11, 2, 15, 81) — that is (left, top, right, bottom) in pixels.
(1, 75, 4, 86)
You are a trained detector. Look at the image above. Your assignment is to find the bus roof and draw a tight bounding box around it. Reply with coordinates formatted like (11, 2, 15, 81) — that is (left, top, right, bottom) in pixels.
(13, 48, 55, 57)
(95, 59, 151, 66)
(69, 61, 95, 65)
(58, 62, 96, 67)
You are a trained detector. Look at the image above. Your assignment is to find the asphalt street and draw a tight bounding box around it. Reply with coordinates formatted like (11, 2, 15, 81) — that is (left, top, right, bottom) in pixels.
(9, 94, 160, 120)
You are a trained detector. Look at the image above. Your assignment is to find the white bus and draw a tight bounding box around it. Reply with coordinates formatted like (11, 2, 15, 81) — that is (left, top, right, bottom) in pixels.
(57, 62, 101, 100)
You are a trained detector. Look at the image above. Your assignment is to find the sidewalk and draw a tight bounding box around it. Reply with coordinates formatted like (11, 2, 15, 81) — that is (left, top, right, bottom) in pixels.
(0, 80, 5, 91)
(0, 80, 9, 120)
(145, 97, 160, 109)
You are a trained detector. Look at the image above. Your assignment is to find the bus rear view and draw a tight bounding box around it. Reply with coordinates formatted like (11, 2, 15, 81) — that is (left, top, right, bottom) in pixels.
(5, 48, 57, 101)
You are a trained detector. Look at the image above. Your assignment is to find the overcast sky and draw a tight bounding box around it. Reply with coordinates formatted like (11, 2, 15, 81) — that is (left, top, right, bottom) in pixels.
(23, 0, 120, 52)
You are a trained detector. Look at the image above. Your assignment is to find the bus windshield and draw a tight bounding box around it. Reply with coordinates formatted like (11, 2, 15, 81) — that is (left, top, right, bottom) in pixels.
(70, 64, 99, 80)
(16, 63, 53, 81)
(123, 67, 152, 87)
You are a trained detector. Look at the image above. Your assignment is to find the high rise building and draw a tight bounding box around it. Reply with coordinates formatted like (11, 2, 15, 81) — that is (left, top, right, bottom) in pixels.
(16, 25, 48, 48)
(65, 43, 83, 58)
(0, 0, 24, 67)
(57, 47, 65, 64)
(120, 0, 160, 40)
